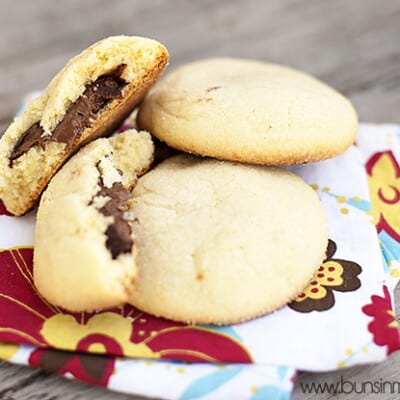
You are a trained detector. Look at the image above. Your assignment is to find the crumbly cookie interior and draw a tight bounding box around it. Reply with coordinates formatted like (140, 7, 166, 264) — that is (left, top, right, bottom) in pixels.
(33, 130, 154, 312)
(0, 36, 168, 215)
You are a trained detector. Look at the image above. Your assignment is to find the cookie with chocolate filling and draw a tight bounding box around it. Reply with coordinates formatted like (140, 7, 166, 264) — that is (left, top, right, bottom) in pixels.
(34, 129, 154, 312)
(0, 35, 168, 215)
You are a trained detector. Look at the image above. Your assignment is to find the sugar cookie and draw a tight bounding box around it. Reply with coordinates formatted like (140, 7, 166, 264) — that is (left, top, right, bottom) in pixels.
(129, 154, 328, 324)
(138, 58, 357, 166)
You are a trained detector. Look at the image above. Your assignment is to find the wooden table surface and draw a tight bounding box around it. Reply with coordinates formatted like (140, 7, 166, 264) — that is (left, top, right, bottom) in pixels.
(1, 0, 399, 398)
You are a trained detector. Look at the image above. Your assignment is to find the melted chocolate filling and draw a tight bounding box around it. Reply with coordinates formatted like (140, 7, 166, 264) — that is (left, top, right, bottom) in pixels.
(95, 181, 133, 259)
(10, 73, 126, 165)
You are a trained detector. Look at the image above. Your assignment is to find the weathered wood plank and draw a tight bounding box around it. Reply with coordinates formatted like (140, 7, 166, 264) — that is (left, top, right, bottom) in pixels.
(0, 361, 141, 399)
(0, 0, 399, 129)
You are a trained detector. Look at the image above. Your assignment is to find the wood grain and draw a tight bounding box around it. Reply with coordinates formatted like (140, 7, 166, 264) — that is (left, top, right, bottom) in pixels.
(0, 0, 399, 399)
(0, 361, 135, 399)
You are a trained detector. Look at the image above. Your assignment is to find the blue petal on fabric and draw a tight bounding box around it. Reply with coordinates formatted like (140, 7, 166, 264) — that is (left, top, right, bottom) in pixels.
(250, 385, 291, 400)
(201, 325, 242, 342)
(380, 249, 390, 274)
(325, 192, 371, 212)
(379, 230, 400, 262)
(346, 197, 371, 212)
(277, 366, 289, 380)
(179, 366, 243, 400)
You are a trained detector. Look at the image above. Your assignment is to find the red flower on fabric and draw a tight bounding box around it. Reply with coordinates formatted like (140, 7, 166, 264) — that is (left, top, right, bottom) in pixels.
(362, 285, 400, 355)
(0, 247, 252, 364)
(29, 348, 115, 387)
(0, 200, 13, 216)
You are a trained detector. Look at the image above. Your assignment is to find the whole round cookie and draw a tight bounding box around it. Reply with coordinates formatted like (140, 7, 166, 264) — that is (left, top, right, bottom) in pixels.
(129, 155, 328, 325)
(138, 58, 358, 165)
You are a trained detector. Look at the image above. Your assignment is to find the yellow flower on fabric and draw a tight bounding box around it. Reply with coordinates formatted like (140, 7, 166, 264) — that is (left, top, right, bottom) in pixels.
(289, 240, 362, 312)
(41, 312, 159, 359)
(0, 342, 19, 360)
(297, 261, 344, 301)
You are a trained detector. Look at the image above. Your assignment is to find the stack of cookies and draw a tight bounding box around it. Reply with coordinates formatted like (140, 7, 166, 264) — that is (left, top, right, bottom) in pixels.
(0, 37, 358, 325)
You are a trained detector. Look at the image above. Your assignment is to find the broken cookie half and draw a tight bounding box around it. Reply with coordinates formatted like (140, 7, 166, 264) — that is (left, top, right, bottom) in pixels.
(33, 129, 154, 312)
(0, 35, 168, 215)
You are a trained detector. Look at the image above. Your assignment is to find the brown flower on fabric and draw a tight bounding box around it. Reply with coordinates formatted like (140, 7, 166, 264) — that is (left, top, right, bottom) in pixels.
(29, 348, 115, 386)
(289, 240, 362, 313)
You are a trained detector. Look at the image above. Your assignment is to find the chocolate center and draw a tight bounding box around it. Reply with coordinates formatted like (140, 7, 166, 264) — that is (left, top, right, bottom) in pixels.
(9, 72, 126, 165)
(95, 181, 133, 259)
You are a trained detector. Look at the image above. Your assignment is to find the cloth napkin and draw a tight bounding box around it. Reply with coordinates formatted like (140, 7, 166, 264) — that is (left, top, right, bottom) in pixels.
(0, 94, 399, 399)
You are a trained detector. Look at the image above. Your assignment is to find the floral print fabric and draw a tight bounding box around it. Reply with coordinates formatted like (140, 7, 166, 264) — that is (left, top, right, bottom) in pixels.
(0, 115, 399, 399)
